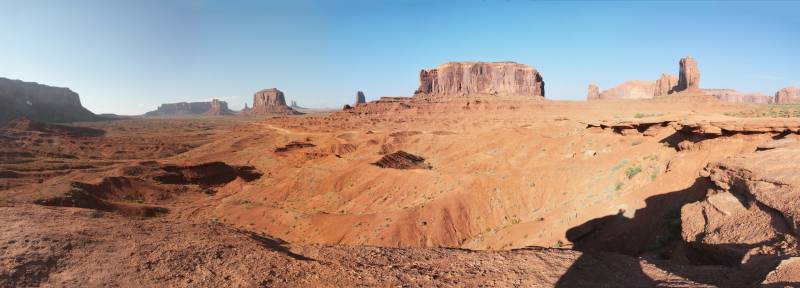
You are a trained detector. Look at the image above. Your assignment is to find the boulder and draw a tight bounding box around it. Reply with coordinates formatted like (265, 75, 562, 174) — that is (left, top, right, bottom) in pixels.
(0, 77, 100, 124)
(587, 84, 600, 100)
(675, 56, 700, 92)
(245, 88, 299, 115)
(356, 91, 366, 105)
(775, 87, 800, 104)
(654, 74, 678, 96)
(414, 61, 544, 98)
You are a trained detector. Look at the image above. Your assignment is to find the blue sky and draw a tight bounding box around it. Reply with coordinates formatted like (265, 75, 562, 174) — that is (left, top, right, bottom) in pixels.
(1, 0, 799, 115)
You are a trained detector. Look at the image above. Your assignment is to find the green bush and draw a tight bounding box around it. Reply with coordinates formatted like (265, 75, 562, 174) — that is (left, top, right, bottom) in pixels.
(625, 165, 642, 179)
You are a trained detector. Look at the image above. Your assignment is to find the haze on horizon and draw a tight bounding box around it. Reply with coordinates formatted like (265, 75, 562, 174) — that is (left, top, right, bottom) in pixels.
(1, 0, 798, 115)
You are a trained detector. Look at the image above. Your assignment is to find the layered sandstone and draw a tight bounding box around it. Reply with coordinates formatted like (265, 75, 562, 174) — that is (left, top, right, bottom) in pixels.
(414, 61, 544, 98)
(0, 77, 100, 124)
(595, 80, 656, 100)
(244, 88, 299, 115)
(587, 84, 600, 100)
(204, 99, 234, 116)
(676, 56, 700, 92)
(145, 100, 232, 117)
(356, 91, 366, 105)
(775, 87, 800, 104)
(654, 74, 678, 96)
(702, 89, 774, 104)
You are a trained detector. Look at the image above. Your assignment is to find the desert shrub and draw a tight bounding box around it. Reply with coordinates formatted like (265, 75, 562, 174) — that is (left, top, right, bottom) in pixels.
(625, 165, 642, 179)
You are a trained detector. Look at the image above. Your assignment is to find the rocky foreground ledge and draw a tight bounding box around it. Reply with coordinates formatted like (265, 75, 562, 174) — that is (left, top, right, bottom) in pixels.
(683, 139, 800, 285)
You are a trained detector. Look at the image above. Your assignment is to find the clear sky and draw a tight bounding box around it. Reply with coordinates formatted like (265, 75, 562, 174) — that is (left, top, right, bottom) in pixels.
(2, 0, 799, 115)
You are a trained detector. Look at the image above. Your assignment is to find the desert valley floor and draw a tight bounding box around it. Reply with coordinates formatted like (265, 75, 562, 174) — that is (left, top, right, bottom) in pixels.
(4, 94, 800, 287)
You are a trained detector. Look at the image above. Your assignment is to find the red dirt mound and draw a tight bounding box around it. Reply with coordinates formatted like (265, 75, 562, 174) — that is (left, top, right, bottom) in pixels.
(154, 162, 262, 187)
(373, 151, 431, 169)
(274, 141, 315, 153)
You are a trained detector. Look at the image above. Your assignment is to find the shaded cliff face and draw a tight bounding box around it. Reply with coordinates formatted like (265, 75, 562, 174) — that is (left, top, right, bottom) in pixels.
(414, 62, 545, 98)
(775, 87, 800, 104)
(0, 77, 99, 124)
(356, 91, 366, 105)
(244, 88, 299, 115)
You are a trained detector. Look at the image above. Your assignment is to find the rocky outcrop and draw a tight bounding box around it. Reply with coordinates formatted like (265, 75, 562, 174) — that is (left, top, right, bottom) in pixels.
(775, 87, 800, 104)
(682, 141, 800, 268)
(356, 91, 366, 105)
(587, 85, 600, 100)
(145, 100, 231, 117)
(588, 56, 705, 100)
(702, 89, 774, 104)
(414, 62, 544, 98)
(676, 56, 700, 92)
(595, 80, 656, 100)
(204, 99, 234, 116)
(0, 77, 100, 124)
(244, 88, 299, 115)
(654, 74, 678, 97)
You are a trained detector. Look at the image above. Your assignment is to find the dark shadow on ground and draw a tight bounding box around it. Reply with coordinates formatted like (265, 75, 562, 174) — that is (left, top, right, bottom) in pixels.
(557, 177, 771, 287)
(249, 233, 317, 262)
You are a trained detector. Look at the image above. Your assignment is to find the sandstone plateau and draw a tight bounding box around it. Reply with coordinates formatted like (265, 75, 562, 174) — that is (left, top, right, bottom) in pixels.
(775, 87, 800, 104)
(144, 99, 233, 117)
(0, 77, 100, 124)
(414, 61, 545, 98)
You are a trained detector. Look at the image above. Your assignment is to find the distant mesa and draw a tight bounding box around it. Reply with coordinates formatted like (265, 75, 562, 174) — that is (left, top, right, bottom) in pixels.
(703, 89, 773, 104)
(356, 91, 366, 105)
(589, 56, 700, 101)
(414, 61, 545, 98)
(242, 88, 300, 115)
(144, 99, 232, 117)
(205, 99, 234, 116)
(775, 87, 800, 104)
(0, 77, 101, 124)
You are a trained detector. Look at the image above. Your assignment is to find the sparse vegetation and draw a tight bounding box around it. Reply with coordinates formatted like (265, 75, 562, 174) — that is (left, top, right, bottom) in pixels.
(626, 165, 642, 179)
(614, 181, 624, 191)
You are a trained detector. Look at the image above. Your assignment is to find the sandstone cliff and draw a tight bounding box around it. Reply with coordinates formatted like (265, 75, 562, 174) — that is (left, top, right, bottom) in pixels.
(702, 89, 774, 104)
(586, 84, 600, 100)
(204, 99, 234, 116)
(595, 80, 656, 100)
(676, 56, 700, 92)
(243, 88, 299, 115)
(775, 87, 800, 104)
(145, 100, 232, 117)
(0, 77, 100, 124)
(414, 62, 544, 98)
(654, 74, 678, 97)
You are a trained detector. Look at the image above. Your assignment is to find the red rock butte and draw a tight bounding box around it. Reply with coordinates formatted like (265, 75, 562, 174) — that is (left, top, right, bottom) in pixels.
(414, 61, 545, 98)
(243, 88, 299, 115)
